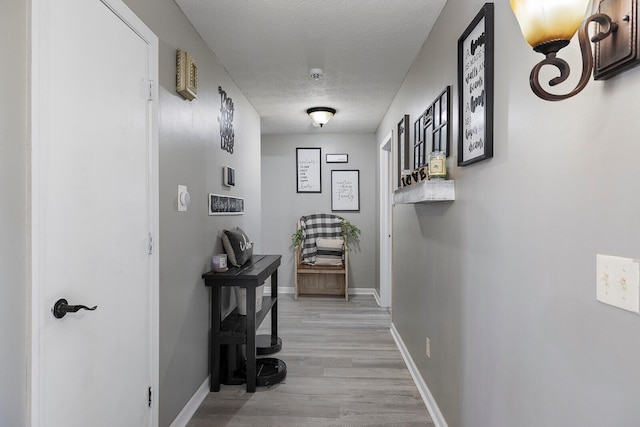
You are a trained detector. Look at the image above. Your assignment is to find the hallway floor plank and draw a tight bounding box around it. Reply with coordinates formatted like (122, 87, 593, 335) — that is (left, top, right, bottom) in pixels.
(187, 295, 434, 426)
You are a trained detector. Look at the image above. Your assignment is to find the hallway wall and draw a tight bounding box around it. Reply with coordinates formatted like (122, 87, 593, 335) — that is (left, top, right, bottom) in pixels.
(121, 1, 263, 425)
(377, 1, 640, 426)
(261, 133, 378, 294)
(0, 1, 28, 425)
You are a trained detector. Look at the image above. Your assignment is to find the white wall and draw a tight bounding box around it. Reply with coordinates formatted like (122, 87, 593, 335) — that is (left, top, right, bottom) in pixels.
(377, 1, 640, 426)
(0, 0, 28, 425)
(261, 133, 378, 294)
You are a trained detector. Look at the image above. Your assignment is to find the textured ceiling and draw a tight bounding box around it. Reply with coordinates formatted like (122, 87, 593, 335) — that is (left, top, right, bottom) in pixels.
(175, 0, 447, 134)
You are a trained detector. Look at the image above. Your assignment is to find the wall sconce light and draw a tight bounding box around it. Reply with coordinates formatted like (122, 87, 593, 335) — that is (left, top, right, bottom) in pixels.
(510, 0, 640, 101)
(307, 107, 336, 127)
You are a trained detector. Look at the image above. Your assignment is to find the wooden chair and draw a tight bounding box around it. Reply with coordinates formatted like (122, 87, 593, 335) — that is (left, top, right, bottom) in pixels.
(294, 215, 349, 301)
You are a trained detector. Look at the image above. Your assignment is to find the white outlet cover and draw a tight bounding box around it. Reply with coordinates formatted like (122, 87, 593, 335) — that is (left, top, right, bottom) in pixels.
(596, 254, 640, 313)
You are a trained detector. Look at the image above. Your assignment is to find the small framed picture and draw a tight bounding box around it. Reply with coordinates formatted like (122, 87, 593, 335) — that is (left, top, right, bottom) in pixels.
(326, 153, 348, 163)
(176, 49, 198, 101)
(331, 170, 360, 212)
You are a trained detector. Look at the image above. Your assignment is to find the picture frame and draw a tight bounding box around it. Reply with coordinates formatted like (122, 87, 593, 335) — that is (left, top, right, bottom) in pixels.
(397, 115, 410, 189)
(425, 86, 451, 157)
(411, 87, 452, 166)
(296, 147, 322, 193)
(208, 193, 244, 215)
(326, 153, 348, 163)
(331, 170, 360, 212)
(457, 2, 494, 166)
(176, 49, 198, 101)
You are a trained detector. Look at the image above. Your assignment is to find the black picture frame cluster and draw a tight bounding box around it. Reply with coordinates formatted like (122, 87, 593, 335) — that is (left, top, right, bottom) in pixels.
(395, 2, 494, 181)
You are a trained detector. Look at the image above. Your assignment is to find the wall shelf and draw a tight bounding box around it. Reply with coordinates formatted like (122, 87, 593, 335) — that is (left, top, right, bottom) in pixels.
(393, 180, 455, 204)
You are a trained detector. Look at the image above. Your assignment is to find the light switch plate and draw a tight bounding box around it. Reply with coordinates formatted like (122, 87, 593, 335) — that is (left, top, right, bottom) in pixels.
(178, 185, 189, 212)
(596, 254, 640, 313)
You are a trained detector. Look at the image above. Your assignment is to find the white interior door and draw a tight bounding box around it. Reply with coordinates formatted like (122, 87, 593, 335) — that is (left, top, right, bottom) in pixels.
(32, 0, 159, 425)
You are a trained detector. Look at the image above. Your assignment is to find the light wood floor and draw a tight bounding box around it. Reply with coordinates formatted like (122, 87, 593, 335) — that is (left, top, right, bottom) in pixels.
(187, 295, 434, 426)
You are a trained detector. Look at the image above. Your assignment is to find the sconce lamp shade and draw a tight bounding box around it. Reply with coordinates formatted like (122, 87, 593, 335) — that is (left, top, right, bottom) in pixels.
(307, 107, 336, 127)
(510, 0, 591, 48)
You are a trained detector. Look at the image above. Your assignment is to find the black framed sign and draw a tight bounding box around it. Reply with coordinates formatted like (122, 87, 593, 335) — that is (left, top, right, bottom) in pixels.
(458, 2, 494, 166)
(296, 147, 321, 193)
(331, 170, 360, 212)
(208, 194, 244, 215)
(397, 114, 410, 189)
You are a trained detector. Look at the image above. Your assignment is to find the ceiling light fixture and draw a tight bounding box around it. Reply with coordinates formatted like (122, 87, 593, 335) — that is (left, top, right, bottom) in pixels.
(307, 107, 336, 128)
(510, 0, 640, 101)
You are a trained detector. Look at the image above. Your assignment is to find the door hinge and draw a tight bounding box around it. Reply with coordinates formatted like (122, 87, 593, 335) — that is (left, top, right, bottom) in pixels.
(141, 79, 155, 101)
(148, 386, 153, 407)
(148, 233, 153, 255)
(148, 80, 155, 101)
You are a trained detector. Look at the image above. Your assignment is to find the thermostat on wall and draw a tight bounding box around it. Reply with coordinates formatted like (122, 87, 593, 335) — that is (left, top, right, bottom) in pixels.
(223, 166, 235, 187)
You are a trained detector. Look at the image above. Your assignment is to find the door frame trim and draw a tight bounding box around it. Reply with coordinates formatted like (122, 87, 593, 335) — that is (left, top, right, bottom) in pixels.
(379, 131, 393, 308)
(30, 0, 159, 424)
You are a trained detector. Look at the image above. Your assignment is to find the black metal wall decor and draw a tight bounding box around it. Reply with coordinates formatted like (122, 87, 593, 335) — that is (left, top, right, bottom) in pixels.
(218, 86, 235, 154)
(413, 86, 451, 169)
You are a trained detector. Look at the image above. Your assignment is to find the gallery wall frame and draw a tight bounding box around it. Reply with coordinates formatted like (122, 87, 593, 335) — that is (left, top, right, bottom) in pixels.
(326, 153, 348, 163)
(331, 169, 360, 212)
(176, 49, 197, 101)
(413, 86, 451, 169)
(458, 2, 494, 166)
(296, 147, 322, 193)
(397, 114, 410, 189)
(208, 193, 244, 215)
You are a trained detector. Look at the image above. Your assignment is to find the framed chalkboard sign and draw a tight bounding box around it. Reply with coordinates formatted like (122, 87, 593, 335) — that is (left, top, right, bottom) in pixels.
(208, 194, 244, 215)
(458, 3, 494, 166)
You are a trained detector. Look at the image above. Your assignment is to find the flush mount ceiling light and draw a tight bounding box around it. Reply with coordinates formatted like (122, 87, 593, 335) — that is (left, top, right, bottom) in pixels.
(307, 107, 336, 127)
(510, 0, 640, 101)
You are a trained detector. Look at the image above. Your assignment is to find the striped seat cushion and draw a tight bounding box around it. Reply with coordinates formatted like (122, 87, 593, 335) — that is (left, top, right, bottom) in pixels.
(315, 238, 344, 266)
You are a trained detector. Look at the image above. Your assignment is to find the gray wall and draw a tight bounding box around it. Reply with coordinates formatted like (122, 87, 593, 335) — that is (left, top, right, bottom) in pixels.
(261, 134, 378, 294)
(122, 1, 262, 425)
(0, 0, 28, 425)
(377, 1, 640, 426)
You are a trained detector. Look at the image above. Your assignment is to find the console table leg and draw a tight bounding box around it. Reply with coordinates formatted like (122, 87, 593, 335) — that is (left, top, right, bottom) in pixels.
(246, 286, 256, 392)
(211, 287, 221, 392)
(271, 270, 278, 339)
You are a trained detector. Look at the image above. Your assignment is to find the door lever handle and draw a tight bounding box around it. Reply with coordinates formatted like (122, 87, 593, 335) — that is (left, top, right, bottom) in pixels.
(52, 298, 98, 319)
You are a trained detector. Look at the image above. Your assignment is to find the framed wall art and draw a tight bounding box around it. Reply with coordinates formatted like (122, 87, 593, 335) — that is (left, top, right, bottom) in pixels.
(331, 170, 360, 212)
(296, 147, 321, 193)
(458, 2, 494, 166)
(397, 115, 410, 189)
(413, 86, 451, 169)
(208, 194, 244, 215)
(326, 153, 348, 163)
(176, 49, 198, 101)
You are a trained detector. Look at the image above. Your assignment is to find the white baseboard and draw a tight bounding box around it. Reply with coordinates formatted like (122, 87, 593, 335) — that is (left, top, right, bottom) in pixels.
(390, 323, 448, 427)
(273, 286, 380, 303)
(169, 377, 209, 427)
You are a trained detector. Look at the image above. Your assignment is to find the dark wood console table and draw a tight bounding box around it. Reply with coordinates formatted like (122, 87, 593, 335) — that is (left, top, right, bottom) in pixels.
(202, 254, 281, 392)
